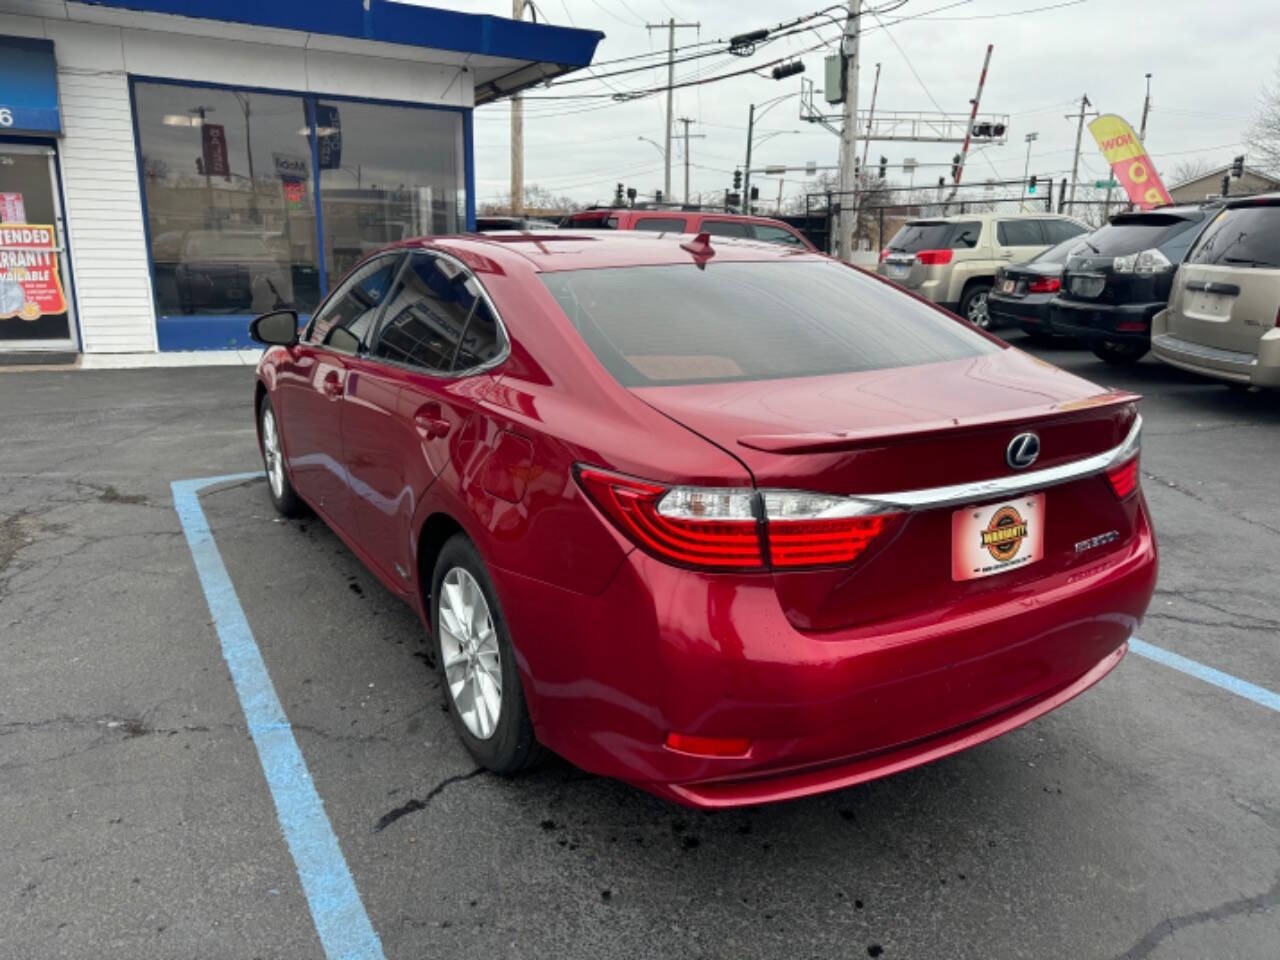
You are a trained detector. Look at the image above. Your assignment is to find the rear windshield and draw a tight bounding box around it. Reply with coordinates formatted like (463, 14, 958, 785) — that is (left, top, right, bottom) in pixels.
(1081, 215, 1199, 256)
(539, 261, 999, 387)
(1185, 205, 1280, 268)
(888, 221, 980, 252)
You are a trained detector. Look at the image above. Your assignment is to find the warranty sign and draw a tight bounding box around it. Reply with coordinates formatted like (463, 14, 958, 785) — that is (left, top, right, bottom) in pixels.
(0, 224, 68, 320)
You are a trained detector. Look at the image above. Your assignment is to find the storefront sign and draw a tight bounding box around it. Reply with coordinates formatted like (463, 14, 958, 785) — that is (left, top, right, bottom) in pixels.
(282, 177, 306, 211)
(201, 122, 230, 179)
(315, 103, 342, 170)
(0, 224, 68, 320)
(0, 192, 24, 223)
(273, 152, 309, 180)
(0, 37, 61, 136)
(1088, 114, 1171, 211)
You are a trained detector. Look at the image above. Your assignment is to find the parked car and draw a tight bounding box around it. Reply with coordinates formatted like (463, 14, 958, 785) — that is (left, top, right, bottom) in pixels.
(1050, 202, 1224, 364)
(249, 230, 1155, 808)
(174, 230, 291, 314)
(475, 216, 559, 232)
(877, 213, 1088, 328)
(560, 208, 817, 250)
(1150, 194, 1280, 389)
(988, 233, 1095, 340)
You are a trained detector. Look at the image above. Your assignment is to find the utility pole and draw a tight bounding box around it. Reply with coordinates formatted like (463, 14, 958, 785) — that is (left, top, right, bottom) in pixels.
(1139, 72, 1152, 142)
(510, 0, 524, 215)
(835, 0, 861, 260)
(647, 18, 700, 202)
(673, 117, 704, 205)
(1066, 93, 1094, 213)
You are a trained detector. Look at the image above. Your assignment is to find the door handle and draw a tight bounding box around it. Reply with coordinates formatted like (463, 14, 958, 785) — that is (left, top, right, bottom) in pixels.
(413, 402, 451, 439)
(322, 371, 343, 398)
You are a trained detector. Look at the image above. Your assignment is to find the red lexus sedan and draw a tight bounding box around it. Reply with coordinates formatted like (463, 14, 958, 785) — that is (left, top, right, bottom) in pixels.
(249, 230, 1156, 808)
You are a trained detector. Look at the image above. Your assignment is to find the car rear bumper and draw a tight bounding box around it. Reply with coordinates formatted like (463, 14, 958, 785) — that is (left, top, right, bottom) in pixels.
(989, 292, 1053, 329)
(1150, 325, 1280, 388)
(496, 501, 1157, 808)
(1049, 298, 1162, 343)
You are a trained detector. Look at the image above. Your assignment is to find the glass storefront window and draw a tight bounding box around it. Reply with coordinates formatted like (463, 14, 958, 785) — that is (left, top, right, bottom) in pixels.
(317, 101, 464, 281)
(134, 81, 467, 338)
(134, 82, 321, 318)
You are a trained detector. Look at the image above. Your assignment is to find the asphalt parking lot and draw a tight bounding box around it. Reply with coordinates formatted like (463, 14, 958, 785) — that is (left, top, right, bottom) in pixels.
(3, 333, 1278, 960)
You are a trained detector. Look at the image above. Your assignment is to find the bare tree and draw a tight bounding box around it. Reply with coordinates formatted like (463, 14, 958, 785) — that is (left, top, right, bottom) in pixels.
(478, 183, 583, 216)
(1246, 58, 1280, 175)
(1167, 158, 1215, 187)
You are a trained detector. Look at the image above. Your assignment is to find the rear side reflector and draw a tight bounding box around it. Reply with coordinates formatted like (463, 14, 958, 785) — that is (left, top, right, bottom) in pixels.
(1027, 276, 1061, 293)
(1116, 321, 1148, 332)
(664, 732, 752, 757)
(915, 248, 953, 265)
(575, 466, 896, 572)
(1106, 456, 1140, 499)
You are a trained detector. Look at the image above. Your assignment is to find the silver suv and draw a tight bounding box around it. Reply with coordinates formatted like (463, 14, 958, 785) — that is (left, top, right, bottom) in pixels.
(877, 212, 1088, 328)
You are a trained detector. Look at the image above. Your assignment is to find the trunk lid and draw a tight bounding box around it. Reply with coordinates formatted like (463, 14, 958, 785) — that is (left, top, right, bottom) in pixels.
(634, 348, 1141, 631)
(1165, 263, 1280, 355)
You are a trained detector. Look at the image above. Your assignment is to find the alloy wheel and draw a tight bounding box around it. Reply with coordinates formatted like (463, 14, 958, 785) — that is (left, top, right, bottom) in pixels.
(261, 407, 285, 499)
(438, 567, 503, 740)
(967, 291, 991, 329)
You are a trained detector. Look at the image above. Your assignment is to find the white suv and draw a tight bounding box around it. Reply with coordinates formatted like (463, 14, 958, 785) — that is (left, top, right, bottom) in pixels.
(877, 212, 1088, 328)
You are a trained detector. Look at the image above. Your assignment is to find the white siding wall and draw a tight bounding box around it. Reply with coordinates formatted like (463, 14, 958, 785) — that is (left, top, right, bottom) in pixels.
(0, 1, 475, 353)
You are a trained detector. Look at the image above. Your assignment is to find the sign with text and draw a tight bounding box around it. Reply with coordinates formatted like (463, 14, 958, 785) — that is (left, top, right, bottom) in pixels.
(0, 224, 68, 320)
(273, 152, 309, 180)
(0, 192, 25, 223)
(1088, 114, 1171, 210)
(315, 104, 342, 171)
(201, 122, 230, 179)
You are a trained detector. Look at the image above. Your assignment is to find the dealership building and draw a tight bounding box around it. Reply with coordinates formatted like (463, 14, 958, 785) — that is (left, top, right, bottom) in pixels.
(0, 0, 600, 359)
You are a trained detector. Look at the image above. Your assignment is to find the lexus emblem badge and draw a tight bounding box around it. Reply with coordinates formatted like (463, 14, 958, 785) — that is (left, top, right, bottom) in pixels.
(1006, 432, 1040, 470)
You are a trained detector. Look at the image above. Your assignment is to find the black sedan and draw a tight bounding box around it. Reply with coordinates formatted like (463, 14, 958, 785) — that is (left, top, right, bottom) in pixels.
(988, 234, 1092, 342)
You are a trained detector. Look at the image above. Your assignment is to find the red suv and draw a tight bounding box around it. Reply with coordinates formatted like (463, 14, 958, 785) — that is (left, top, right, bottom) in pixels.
(561, 208, 816, 250)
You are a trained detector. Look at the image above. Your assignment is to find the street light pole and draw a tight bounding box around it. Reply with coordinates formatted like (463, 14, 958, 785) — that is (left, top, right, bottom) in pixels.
(1020, 131, 1038, 211)
(1138, 72, 1152, 142)
(743, 92, 798, 215)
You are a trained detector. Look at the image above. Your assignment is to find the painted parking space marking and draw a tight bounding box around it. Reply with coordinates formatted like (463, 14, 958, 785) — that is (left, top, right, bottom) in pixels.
(1130, 637, 1280, 715)
(172, 472, 386, 960)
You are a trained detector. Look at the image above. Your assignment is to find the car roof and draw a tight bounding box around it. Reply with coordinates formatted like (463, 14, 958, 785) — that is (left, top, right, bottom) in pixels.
(909, 212, 1077, 225)
(396, 230, 824, 272)
(566, 208, 797, 227)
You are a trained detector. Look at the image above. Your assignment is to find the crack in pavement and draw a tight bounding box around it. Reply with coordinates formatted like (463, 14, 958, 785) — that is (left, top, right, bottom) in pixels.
(1143, 469, 1280, 537)
(371, 768, 484, 833)
(1112, 873, 1280, 960)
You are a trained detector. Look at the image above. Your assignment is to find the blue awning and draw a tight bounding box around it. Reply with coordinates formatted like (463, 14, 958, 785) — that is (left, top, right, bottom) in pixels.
(0, 37, 61, 136)
(80, 0, 604, 103)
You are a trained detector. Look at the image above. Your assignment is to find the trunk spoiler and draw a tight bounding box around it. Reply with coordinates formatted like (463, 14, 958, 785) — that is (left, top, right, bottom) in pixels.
(737, 391, 1140, 454)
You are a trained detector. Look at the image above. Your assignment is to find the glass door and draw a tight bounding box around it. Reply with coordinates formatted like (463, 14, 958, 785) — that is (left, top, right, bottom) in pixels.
(0, 143, 77, 351)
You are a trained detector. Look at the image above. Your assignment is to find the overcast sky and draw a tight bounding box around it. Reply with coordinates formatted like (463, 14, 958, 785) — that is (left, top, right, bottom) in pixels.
(423, 0, 1275, 207)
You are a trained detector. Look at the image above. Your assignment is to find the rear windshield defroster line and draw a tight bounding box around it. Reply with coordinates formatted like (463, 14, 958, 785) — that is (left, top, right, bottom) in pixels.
(539, 261, 999, 388)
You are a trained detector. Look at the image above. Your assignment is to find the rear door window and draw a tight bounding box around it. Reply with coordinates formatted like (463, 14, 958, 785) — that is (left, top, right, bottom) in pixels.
(1044, 219, 1087, 243)
(563, 214, 616, 229)
(1185, 205, 1280, 268)
(753, 224, 807, 247)
(996, 220, 1045, 246)
(540, 260, 997, 387)
(633, 217, 687, 232)
(701, 219, 752, 238)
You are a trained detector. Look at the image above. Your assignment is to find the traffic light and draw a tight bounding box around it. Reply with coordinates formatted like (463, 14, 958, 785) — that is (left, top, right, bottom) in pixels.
(1028, 175, 1038, 195)
(750, 186, 759, 201)
(878, 156, 887, 179)
(950, 154, 962, 180)
(733, 168, 742, 190)
(626, 186, 637, 207)
(771, 60, 805, 81)
(655, 189, 663, 203)
(614, 182, 624, 205)
(1231, 155, 1245, 178)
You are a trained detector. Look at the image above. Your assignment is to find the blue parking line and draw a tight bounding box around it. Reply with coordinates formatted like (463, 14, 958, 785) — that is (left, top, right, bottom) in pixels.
(172, 473, 385, 960)
(1130, 637, 1280, 714)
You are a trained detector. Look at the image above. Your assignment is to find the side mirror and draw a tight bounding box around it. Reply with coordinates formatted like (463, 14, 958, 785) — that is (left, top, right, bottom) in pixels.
(249, 309, 299, 346)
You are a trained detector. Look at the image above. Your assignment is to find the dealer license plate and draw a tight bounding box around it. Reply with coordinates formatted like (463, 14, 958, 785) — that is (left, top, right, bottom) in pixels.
(951, 494, 1045, 581)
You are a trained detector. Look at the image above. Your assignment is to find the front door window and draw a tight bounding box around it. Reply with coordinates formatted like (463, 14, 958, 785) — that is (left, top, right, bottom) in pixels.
(0, 146, 75, 348)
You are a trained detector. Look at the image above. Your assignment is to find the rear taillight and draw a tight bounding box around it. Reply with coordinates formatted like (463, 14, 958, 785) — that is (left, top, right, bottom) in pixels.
(1106, 456, 1140, 499)
(879, 247, 892, 262)
(576, 467, 897, 571)
(1027, 276, 1061, 293)
(915, 248, 953, 266)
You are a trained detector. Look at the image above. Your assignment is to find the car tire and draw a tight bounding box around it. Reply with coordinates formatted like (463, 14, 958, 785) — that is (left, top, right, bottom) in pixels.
(432, 534, 541, 775)
(257, 394, 305, 518)
(960, 282, 994, 329)
(1090, 340, 1149, 365)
